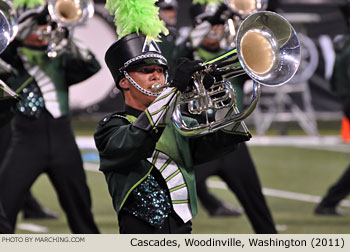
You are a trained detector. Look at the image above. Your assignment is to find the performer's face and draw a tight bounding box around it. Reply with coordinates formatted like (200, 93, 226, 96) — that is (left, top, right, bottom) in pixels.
(120, 64, 166, 110)
(23, 25, 48, 47)
(159, 9, 177, 27)
(201, 25, 224, 51)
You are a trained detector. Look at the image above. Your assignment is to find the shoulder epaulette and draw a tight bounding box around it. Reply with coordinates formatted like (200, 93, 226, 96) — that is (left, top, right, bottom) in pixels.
(99, 112, 132, 126)
(99, 112, 120, 126)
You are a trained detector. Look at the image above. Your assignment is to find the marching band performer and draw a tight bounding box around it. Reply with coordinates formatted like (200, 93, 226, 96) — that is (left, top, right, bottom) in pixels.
(0, 0, 21, 233)
(0, 0, 100, 233)
(94, 0, 251, 233)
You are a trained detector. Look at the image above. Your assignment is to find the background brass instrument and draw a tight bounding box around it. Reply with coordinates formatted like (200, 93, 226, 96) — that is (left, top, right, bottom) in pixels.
(221, 0, 269, 48)
(171, 11, 301, 136)
(226, 0, 268, 16)
(0, 1, 19, 126)
(45, 0, 94, 57)
(48, 0, 94, 28)
(0, 0, 17, 54)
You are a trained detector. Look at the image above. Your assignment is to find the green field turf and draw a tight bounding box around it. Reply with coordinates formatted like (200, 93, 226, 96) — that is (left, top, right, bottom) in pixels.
(16, 145, 350, 234)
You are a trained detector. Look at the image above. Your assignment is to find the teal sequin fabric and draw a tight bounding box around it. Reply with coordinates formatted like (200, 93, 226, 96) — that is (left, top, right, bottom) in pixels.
(124, 173, 172, 228)
(18, 82, 44, 118)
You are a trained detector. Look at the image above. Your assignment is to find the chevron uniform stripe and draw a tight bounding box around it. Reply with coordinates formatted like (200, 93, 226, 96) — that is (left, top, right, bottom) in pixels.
(147, 151, 192, 223)
(21, 55, 62, 118)
(190, 21, 212, 49)
(145, 87, 178, 127)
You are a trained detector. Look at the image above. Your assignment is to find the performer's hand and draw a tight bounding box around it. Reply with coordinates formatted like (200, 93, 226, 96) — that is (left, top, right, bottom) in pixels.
(202, 72, 216, 89)
(172, 57, 203, 92)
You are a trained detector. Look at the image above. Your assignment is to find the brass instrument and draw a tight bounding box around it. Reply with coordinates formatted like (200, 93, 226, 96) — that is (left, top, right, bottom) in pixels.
(222, 0, 268, 48)
(154, 11, 300, 136)
(0, 0, 17, 54)
(48, 0, 94, 27)
(0, 79, 18, 99)
(45, 0, 94, 57)
(226, 0, 268, 16)
(0, 1, 19, 124)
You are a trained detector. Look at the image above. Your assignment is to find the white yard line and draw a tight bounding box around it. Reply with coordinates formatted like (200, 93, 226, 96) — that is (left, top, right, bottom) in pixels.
(16, 156, 350, 234)
(76, 136, 97, 150)
(17, 223, 48, 233)
(84, 162, 100, 172)
(84, 162, 350, 207)
(207, 180, 350, 208)
(76, 135, 350, 152)
(78, 134, 349, 208)
(247, 136, 349, 153)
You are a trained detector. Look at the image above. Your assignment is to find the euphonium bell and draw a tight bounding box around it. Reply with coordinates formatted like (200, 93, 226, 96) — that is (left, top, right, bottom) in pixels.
(171, 11, 301, 136)
(226, 0, 268, 16)
(45, 0, 94, 57)
(48, 0, 94, 28)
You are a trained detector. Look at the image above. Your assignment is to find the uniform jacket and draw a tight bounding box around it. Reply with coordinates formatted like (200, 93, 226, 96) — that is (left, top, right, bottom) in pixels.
(94, 100, 251, 220)
(331, 35, 350, 96)
(0, 40, 101, 118)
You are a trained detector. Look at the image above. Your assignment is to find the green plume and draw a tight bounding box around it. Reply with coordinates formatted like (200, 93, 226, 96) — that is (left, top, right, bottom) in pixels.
(105, 0, 169, 42)
(13, 0, 45, 9)
(192, 0, 224, 5)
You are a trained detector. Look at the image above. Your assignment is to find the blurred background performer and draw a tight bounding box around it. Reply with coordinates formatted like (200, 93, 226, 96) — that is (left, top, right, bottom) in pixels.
(314, 1, 350, 217)
(156, 0, 193, 78)
(0, 0, 100, 233)
(0, 0, 26, 233)
(0, 80, 17, 233)
(0, 0, 59, 222)
(189, 0, 277, 233)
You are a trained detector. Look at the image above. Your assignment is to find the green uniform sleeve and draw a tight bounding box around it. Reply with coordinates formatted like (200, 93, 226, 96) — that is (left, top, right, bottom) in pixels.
(60, 40, 101, 86)
(94, 115, 159, 173)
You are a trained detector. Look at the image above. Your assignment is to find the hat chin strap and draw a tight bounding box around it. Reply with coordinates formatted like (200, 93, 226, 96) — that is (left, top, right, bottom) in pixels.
(123, 71, 168, 97)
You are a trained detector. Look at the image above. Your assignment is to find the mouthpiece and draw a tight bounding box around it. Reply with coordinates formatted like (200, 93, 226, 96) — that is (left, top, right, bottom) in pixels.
(151, 83, 169, 93)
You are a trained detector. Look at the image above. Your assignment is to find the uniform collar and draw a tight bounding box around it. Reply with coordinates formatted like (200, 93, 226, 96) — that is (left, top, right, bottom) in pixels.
(125, 104, 142, 118)
(113, 92, 143, 117)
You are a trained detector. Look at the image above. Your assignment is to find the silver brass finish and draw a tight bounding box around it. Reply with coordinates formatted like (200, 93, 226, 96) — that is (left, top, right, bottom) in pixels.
(172, 11, 301, 136)
(0, 0, 17, 54)
(226, 0, 268, 15)
(46, 0, 94, 57)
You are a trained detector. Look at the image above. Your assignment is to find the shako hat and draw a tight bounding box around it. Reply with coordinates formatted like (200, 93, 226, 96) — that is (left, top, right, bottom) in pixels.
(105, 32, 167, 89)
(104, 0, 169, 90)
